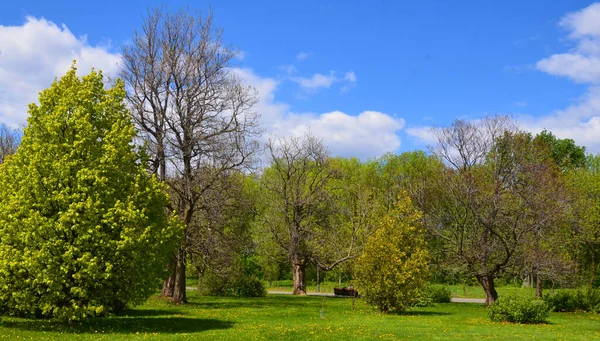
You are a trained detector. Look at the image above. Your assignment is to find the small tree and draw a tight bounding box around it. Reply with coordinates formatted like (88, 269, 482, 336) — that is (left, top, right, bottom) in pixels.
(0, 65, 181, 320)
(355, 192, 429, 313)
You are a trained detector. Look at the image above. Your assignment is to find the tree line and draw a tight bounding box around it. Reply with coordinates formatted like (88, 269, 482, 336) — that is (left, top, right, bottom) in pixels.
(0, 7, 598, 319)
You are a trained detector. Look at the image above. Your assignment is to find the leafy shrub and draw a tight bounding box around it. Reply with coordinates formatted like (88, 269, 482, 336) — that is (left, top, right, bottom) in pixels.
(413, 294, 434, 307)
(427, 285, 453, 303)
(234, 276, 267, 297)
(198, 271, 235, 296)
(355, 192, 429, 313)
(414, 285, 452, 307)
(487, 295, 550, 324)
(544, 289, 600, 313)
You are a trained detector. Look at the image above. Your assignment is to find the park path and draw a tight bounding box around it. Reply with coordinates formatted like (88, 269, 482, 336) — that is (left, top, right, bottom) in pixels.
(186, 287, 486, 303)
(267, 290, 486, 303)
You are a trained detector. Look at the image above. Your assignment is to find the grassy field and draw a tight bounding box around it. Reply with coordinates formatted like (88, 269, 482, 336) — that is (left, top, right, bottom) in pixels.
(0, 291, 598, 340)
(447, 284, 537, 298)
(264, 280, 353, 294)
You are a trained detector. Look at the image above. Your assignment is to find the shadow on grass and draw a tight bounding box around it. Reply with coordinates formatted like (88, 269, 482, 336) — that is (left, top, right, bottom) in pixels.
(115, 308, 186, 317)
(0, 316, 234, 334)
(187, 295, 324, 310)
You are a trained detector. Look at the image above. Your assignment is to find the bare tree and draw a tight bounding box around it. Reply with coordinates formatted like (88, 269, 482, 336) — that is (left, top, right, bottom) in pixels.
(256, 135, 334, 294)
(0, 124, 19, 164)
(427, 116, 570, 305)
(255, 135, 379, 295)
(257, 135, 333, 294)
(120, 7, 260, 303)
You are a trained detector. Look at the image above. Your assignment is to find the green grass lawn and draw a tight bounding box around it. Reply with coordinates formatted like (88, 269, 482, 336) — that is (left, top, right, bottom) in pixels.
(447, 284, 537, 298)
(264, 280, 353, 294)
(187, 279, 355, 294)
(259, 280, 538, 299)
(0, 291, 599, 340)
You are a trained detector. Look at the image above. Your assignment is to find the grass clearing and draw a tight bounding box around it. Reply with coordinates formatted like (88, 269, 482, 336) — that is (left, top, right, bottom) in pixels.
(0, 291, 598, 340)
(260, 280, 539, 299)
(447, 285, 537, 298)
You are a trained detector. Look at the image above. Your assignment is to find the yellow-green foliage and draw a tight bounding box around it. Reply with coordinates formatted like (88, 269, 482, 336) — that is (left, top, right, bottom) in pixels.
(0, 64, 182, 320)
(355, 192, 429, 312)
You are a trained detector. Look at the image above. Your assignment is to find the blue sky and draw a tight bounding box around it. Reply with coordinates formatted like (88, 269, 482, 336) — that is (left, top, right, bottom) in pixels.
(1, 0, 600, 158)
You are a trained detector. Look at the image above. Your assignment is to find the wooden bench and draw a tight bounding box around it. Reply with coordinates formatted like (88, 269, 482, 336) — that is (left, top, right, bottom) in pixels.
(334, 287, 358, 297)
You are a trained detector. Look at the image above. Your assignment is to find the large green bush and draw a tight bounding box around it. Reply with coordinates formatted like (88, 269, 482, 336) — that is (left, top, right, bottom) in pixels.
(427, 284, 452, 303)
(415, 284, 452, 306)
(234, 276, 267, 298)
(487, 295, 550, 324)
(0, 65, 181, 320)
(544, 289, 600, 313)
(198, 271, 266, 298)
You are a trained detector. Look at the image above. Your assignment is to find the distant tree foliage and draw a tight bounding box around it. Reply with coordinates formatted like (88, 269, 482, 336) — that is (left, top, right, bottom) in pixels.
(534, 129, 586, 171)
(0, 124, 19, 164)
(355, 192, 429, 313)
(0, 65, 181, 320)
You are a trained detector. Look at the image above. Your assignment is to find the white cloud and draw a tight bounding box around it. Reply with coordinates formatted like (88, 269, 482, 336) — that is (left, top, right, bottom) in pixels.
(234, 68, 403, 159)
(537, 54, 600, 83)
(560, 3, 600, 38)
(296, 51, 312, 61)
(291, 72, 337, 90)
(0, 17, 120, 127)
(517, 86, 600, 152)
(527, 3, 600, 153)
(536, 3, 600, 83)
(272, 111, 404, 159)
(291, 70, 357, 93)
(344, 71, 357, 83)
(235, 50, 246, 60)
(405, 126, 438, 146)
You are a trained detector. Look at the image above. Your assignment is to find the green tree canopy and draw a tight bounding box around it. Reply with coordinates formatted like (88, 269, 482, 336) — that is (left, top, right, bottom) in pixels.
(534, 129, 586, 171)
(0, 65, 181, 320)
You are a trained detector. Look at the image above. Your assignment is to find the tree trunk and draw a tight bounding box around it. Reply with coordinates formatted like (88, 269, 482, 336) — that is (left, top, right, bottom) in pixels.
(161, 273, 175, 297)
(477, 274, 498, 306)
(292, 263, 307, 295)
(172, 247, 187, 303)
(160, 256, 176, 297)
(536, 274, 543, 298)
(591, 248, 596, 288)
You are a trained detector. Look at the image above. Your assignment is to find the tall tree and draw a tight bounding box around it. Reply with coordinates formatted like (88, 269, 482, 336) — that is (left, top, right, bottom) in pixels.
(427, 116, 570, 305)
(0, 66, 180, 320)
(120, 8, 261, 303)
(256, 135, 380, 294)
(313, 157, 382, 272)
(187, 172, 258, 289)
(0, 124, 19, 164)
(569, 154, 600, 288)
(255, 135, 335, 295)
